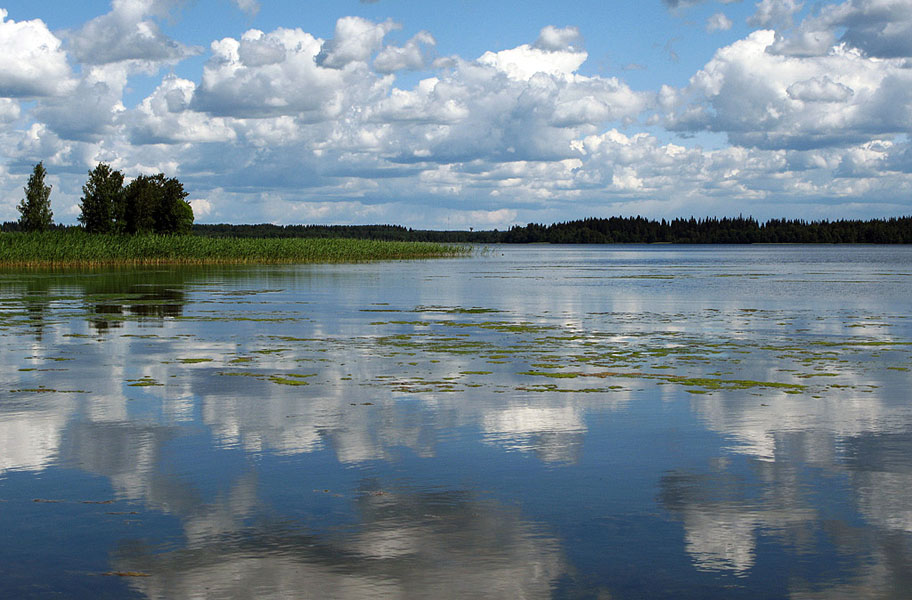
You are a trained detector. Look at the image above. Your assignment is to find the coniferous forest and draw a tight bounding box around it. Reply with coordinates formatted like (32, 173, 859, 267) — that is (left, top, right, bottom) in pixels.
(3, 215, 910, 244)
(188, 216, 912, 244)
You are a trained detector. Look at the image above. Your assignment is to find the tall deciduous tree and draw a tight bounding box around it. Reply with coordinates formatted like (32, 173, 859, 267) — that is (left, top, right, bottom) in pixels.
(155, 175, 194, 235)
(78, 163, 124, 233)
(122, 174, 194, 234)
(123, 175, 159, 234)
(17, 162, 53, 232)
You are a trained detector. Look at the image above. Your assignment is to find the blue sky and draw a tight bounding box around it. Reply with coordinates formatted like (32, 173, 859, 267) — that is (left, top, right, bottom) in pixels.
(0, 0, 910, 228)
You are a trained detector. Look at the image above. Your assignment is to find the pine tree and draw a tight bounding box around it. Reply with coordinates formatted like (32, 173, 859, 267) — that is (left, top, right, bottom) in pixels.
(17, 162, 53, 232)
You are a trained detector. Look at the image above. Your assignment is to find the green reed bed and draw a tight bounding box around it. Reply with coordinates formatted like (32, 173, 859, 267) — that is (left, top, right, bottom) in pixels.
(0, 231, 469, 266)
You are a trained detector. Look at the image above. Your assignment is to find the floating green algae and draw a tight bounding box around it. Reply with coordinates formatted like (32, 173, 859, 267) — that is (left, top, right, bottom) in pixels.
(663, 376, 805, 391)
(268, 374, 317, 386)
(9, 387, 87, 394)
(516, 370, 807, 393)
(126, 377, 162, 387)
(435, 307, 502, 314)
(519, 371, 581, 379)
(217, 371, 317, 386)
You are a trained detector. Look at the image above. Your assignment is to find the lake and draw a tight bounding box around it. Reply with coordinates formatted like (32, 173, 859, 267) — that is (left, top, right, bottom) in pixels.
(1, 244, 911, 599)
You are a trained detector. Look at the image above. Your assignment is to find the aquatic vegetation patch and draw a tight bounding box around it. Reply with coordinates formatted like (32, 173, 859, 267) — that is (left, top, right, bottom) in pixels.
(662, 376, 806, 392)
(515, 383, 611, 393)
(9, 386, 87, 394)
(127, 377, 162, 387)
(519, 370, 581, 379)
(217, 371, 317, 386)
(216, 289, 285, 296)
(478, 321, 551, 334)
(416, 306, 503, 314)
(810, 340, 912, 347)
(517, 369, 807, 393)
(385, 375, 467, 393)
(267, 374, 315, 386)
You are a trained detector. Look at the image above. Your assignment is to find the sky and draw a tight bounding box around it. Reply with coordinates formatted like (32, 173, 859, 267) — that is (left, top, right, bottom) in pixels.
(0, 0, 910, 229)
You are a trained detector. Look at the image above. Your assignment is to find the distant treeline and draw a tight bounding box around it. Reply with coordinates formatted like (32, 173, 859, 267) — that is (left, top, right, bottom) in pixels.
(4, 216, 910, 243)
(191, 223, 499, 243)
(191, 216, 912, 244)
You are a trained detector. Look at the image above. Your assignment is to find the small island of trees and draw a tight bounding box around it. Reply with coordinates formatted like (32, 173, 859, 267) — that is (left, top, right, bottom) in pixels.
(11, 161, 194, 235)
(1, 163, 461, 266)
(78, 164, 194, 235)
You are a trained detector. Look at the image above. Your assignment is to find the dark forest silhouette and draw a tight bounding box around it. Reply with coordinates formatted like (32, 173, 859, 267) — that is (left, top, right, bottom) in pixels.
(4, 215, 910, 244)
(188, 216, 912, 244)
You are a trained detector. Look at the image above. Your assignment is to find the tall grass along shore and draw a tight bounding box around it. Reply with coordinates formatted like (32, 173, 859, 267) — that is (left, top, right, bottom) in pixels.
(0, 231, 468, 267)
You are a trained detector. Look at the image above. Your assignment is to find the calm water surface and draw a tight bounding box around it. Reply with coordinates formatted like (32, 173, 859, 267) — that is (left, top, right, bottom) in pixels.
(1, 245, 911, 599)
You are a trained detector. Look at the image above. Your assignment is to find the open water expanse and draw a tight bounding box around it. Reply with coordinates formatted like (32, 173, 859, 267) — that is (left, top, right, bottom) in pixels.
(1, 244, 911, 599)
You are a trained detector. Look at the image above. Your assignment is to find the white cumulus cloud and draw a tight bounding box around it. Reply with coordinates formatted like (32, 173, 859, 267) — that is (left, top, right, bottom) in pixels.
(749, 0, 803, 29)
(534, 25, 583, 51)
(33, 65, 127, 141)
(770, 0, 912, 58)
(66, 0, 200, 67)
(664, 29, 912, 149)
(126, 75, 237, 144)
(0, 9, 74, 98)
(373, 31, 436, 73)
(315, 16, 399, 69)
(786, 76, 854, 102)
(477, 32, 588, 81)
(706, 13, 733, 33)
(192, 26, 389, 119)
(232, 0, 260, 17)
